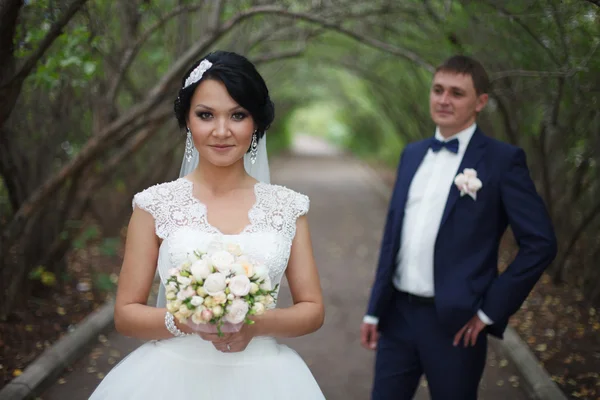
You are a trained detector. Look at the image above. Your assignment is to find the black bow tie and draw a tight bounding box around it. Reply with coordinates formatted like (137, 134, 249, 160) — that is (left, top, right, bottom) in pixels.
(430, 138, 459, 154)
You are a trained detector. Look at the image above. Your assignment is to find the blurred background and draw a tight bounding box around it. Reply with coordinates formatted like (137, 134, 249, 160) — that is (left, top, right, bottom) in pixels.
(0, 0, 599, 398)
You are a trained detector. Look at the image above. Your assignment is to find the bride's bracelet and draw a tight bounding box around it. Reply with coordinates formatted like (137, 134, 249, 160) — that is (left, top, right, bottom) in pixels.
(164, 311, 191, 337)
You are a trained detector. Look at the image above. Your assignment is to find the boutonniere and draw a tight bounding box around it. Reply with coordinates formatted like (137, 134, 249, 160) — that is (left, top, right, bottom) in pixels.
(454, 168, 482, 200)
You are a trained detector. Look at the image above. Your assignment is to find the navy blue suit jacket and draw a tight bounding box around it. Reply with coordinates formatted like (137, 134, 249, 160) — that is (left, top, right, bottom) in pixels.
(366, 128, 557, 338)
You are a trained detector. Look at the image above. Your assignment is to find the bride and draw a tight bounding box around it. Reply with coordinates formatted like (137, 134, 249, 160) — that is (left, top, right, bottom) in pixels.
(89, 51, 325, 399)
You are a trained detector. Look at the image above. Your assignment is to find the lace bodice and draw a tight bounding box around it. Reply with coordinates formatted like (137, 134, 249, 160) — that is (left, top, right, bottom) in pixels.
(132, 178, 309, 306)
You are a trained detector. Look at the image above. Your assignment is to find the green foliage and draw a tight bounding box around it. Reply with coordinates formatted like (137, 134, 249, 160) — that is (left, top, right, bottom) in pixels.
(100, 237, 121, 257)
(94, 272, 116, 292)
(73, 225, 100, 250)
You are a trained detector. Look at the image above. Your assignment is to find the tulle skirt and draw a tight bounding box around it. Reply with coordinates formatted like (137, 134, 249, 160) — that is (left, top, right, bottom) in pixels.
(89, 335, 325, 399)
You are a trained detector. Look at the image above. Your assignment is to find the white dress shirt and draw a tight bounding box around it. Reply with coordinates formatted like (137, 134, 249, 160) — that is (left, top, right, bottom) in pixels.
(364, 124, 493, 326)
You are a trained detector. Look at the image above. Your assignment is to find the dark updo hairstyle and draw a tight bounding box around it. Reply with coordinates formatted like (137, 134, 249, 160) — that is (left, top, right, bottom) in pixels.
(173, 51, 275, 143)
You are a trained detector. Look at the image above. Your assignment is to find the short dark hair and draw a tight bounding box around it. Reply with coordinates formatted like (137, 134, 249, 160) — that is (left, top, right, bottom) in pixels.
(173, 51, 274, 142)
(435, 55, 490, 95)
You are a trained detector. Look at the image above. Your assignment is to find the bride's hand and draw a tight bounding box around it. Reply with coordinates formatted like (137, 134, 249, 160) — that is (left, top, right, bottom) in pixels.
(219, 324, 255, 353)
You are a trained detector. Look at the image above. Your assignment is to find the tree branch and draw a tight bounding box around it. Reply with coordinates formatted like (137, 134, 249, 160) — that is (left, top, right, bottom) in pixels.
(107, 2, 209, 103)
(491, 68, 584, 81)
(13, 0, 90, 83)
(258, 8, 435, 72)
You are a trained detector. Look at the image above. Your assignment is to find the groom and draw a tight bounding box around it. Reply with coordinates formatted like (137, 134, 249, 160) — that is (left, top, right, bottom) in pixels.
(360, 55, 557, 399)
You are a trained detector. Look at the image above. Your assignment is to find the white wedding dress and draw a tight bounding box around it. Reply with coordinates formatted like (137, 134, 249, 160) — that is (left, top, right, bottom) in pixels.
(89, 178, 325, 399)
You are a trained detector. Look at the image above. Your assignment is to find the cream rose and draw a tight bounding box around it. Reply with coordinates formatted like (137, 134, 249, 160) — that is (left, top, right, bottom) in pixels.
(203, 297, 215, 308)
(229, 275, 251, 297)
(249, 282, 259, 295)
(212, 305, 224, 317)
(166, 302, 178, 313)
(192, 308, 206, 325)
(226, 243, 243, 257)
(251, 302, 266, 315)
(196, 287, 208, 297)
(203, 273, 227, 295)
(166, 291, 176, 300)
(212, 291, 227, 305)
(191, 259, 211, 281)
(178, 304, 193, 319)
(210, 250, 235, 273)
(225, 299, 249, 324)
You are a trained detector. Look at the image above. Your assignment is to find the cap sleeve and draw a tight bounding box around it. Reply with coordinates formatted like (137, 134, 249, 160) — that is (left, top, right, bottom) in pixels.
(131, 186, 167, 239)
(293, 192, 310, 219)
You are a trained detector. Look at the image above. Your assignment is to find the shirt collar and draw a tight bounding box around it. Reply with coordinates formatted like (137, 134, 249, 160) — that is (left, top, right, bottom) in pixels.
(434, 123, 477, 154)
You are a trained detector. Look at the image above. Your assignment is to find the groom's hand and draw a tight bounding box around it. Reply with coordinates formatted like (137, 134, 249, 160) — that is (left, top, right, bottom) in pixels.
(453, 315, 486, 347)
(360, 322, 379, 351)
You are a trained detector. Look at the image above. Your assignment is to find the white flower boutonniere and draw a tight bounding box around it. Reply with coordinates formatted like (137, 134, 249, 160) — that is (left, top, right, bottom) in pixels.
(454, 168, 482, 200)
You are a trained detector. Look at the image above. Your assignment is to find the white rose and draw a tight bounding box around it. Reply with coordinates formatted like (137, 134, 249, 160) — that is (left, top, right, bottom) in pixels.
(263, 295, 274, 305)
(177, 276, 192, 287)
(227, 293, 235, 301)
(203, 273, 227, 295)
(230, 263, 246, 276)
(225, 299, 249, 324)
(190, 296, 204, 307)
(251, 302, 266, 315)
(177, 290, 188, 301)
(177, 287, 195, 301)
(454, 173, 468, 188)
(259, 276, 272, 291)
(252, 265, 269, 282)
(463, 168, 477, 178)
(229, 275, 251, 297)
(166, 291, 176, 300)
(190, 259, 211, 281)
(467, 177, 482, 192)
(249, 282, 259, 295)
(212, 305, 224, 317)
(196, 287, 208, 297)
(212, 291, 227, 305)
(210, 250, 235, 273)
(166, 282, 178, 291)
(226, 243, 243, 256)
(173, 299, 182, 309)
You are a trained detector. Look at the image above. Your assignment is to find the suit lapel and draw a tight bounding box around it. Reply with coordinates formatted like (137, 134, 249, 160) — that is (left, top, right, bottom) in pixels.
(439, 129, 488, 228)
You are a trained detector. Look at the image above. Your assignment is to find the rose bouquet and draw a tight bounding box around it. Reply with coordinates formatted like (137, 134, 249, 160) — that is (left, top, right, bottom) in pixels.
(165, 241, 277, 336)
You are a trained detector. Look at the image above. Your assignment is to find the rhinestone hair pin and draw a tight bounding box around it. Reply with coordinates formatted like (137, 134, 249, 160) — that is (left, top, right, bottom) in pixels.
(183, 59, 213, 89)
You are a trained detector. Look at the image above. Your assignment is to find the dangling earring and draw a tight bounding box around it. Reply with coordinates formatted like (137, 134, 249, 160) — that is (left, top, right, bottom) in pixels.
(185, 128, 194, 162)
(250, 131, 258, 165)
